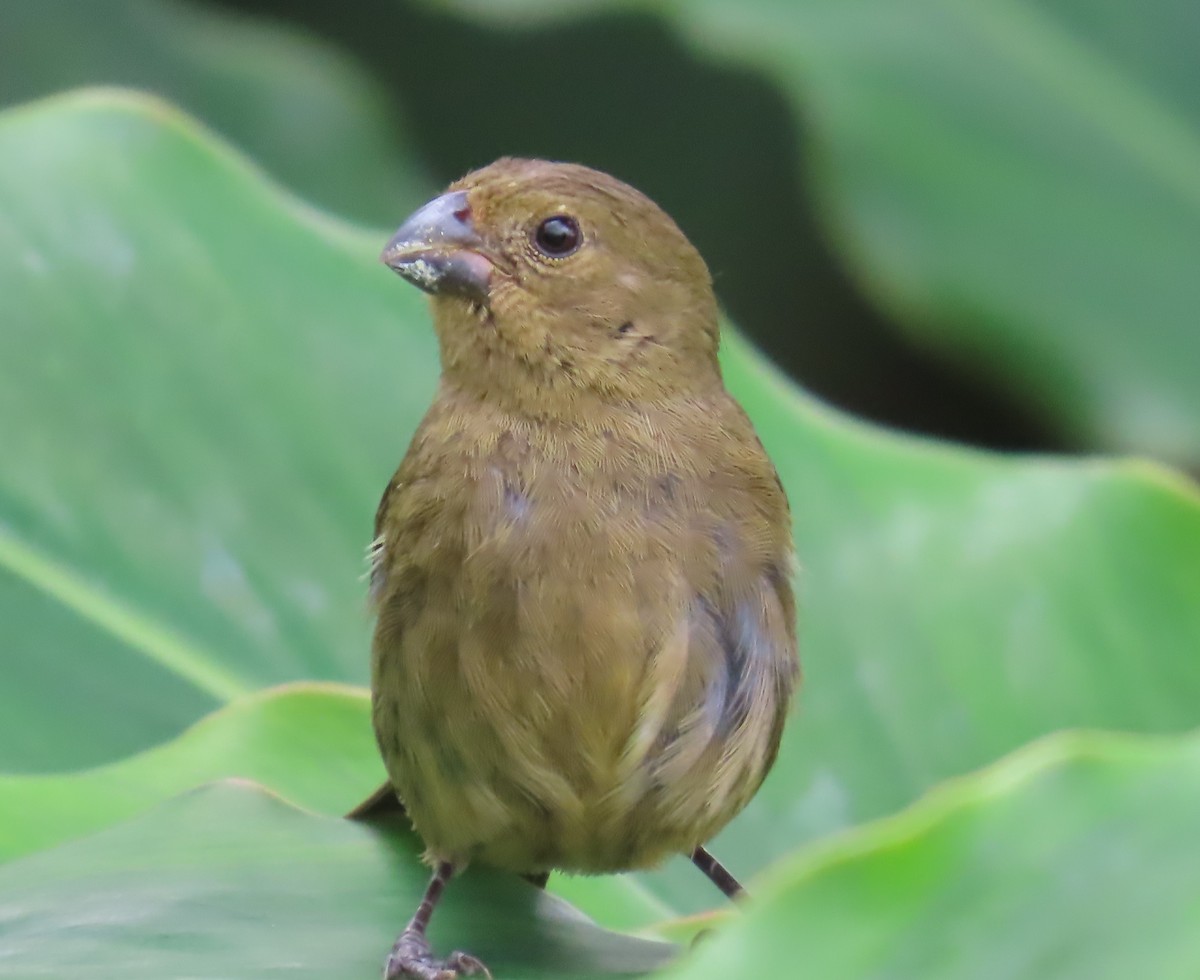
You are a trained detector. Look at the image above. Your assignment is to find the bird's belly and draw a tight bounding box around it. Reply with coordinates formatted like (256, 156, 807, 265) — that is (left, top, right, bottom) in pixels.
(371, 462, 795, 874)
(372, 562, 780, 874)
(375, 594, 673, 872)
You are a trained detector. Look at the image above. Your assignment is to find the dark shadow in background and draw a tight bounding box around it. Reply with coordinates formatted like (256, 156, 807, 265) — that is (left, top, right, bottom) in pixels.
(219, 0, 1064, 453)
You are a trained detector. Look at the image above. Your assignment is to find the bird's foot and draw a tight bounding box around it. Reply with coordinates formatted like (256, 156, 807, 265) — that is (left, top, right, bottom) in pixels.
(384, 928, 490, 980)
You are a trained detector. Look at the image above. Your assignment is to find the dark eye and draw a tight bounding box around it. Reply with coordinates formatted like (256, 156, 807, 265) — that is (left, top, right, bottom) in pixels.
(533, 215, 582, 258)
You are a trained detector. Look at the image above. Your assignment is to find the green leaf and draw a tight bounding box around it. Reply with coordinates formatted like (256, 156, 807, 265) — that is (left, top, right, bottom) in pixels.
(424, 0, 1200, 463)
(0, 681, 684, 933)
(0, 0, 434, 222)
(643, 340, 1200, 913)
(0, 547, 221, 771)
(0, 89, 436, 770)
(0, 780, 675, 979)
(672, 730, 1200, 979)
(0, 683, 382, 862)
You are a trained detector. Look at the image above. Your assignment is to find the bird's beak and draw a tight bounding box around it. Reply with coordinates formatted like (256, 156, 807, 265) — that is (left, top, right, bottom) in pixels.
(381, 190, 493, 300)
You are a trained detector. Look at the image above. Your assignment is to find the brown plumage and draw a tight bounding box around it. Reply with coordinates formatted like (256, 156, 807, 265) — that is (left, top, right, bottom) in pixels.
(368, 158, 798, 979)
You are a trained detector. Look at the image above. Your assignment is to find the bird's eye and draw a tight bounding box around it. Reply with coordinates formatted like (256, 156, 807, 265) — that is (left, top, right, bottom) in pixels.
(533, 215, 582, 258)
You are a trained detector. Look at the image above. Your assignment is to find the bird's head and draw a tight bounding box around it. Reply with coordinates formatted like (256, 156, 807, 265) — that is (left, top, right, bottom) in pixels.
(382, 158, 721, 414)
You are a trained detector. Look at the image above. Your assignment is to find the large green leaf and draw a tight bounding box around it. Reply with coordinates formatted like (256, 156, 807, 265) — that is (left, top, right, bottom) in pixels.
(0, 779, 675, 979)
(8, 732, 1200, 978)
(668, 730, 1200, 979)
(3, 89, 1199, 932)
(0, 0, 433, 222)
(0, 682, 672, 932)
(0, 89, 436, 770)
(647, 341, 1200, 911)
(0, 683, 381, 862)
(425, 0, 1200, 464)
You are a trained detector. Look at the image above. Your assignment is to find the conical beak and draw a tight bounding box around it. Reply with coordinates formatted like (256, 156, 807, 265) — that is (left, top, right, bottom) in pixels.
(381, 190, 493, 299)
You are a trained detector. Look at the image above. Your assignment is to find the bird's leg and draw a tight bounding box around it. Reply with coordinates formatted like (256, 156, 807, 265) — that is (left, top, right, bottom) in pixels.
(384, 862, 490, 980)
(690, 845, 746, 901)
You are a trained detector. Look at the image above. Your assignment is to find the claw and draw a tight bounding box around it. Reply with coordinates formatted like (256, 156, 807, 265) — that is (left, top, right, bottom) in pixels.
(445, 951, 491, 978)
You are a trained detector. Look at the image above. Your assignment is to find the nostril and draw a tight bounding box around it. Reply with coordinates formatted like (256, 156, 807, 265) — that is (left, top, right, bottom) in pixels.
(452, 206, 471, 225)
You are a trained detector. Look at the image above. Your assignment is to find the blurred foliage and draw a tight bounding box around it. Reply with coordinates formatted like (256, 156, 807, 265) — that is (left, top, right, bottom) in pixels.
(216, 0, 1200, 470)
(7, 0, 1197, 464)
(0, 0, 434, 220)
(386, 0, 1200, 465)
(0, 0, 1070, 453)
(2, 0, 1199, 976)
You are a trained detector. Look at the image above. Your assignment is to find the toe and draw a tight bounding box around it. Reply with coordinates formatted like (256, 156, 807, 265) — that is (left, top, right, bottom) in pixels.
(446, 952, 491, 978)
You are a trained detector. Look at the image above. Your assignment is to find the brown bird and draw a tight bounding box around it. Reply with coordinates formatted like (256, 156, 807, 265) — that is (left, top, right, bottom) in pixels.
(368, 158, 798, 979)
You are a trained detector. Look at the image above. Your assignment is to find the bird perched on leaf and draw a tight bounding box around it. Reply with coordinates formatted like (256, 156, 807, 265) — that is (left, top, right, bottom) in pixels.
(365, 158, 799, 980)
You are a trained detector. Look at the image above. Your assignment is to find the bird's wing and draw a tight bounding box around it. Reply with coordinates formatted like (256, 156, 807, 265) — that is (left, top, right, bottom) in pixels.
(614, 563, 797, 832)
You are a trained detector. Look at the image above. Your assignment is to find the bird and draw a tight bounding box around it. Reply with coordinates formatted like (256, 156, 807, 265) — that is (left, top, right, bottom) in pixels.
(366, 158, 799, 980)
